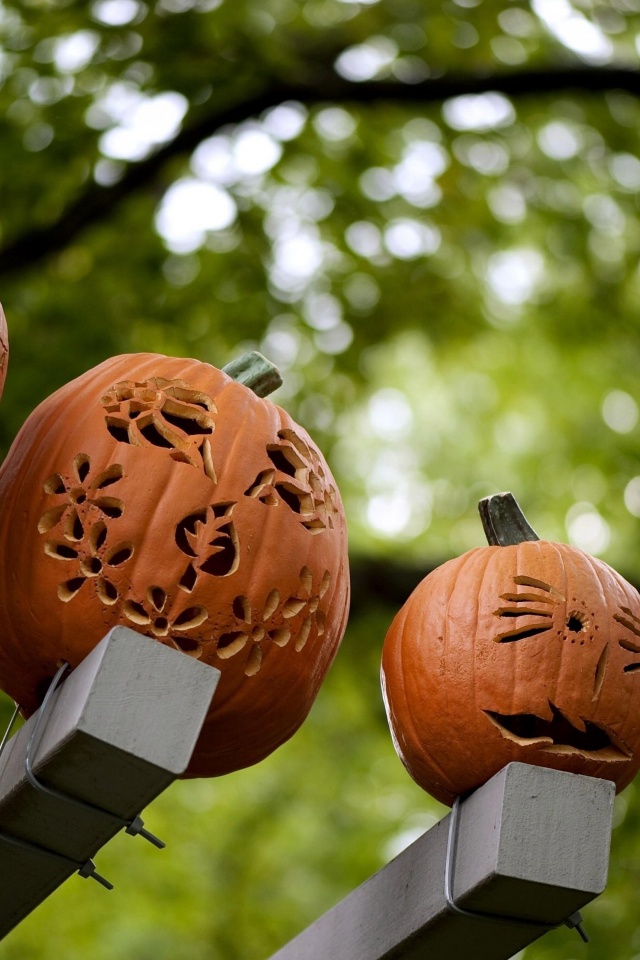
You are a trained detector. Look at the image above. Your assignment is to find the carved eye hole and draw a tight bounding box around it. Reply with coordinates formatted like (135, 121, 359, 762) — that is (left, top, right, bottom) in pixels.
(565, 610, 589, 634)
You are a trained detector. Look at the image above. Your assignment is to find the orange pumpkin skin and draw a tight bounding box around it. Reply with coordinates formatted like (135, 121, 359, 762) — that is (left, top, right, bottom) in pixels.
(0, 353, 349, 777)
(382, 539, 640, 806)
(0, 304, 8, 402)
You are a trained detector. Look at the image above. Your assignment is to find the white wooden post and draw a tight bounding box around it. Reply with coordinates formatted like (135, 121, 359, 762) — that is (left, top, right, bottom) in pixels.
(0, 630, 617, 957)
(0, 626, 219, 940)
(268, 763, 615, 960)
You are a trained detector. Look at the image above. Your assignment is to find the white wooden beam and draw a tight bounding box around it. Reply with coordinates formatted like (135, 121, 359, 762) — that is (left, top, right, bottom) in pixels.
(0, 626, 219, 940)
(268, 763, 615, 960)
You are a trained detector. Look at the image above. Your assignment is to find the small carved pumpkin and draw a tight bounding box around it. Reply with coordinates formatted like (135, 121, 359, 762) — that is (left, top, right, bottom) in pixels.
(381, 493, 640, 805)
(0, 344, 349, 778)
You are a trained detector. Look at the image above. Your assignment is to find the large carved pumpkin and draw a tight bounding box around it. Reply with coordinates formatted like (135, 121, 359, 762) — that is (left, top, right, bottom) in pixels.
(381, 493, 640, 806)
(0, 342, 349, 778)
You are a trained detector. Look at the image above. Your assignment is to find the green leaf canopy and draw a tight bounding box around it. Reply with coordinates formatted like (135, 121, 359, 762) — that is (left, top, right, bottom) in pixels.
(1, 1, 640, 957)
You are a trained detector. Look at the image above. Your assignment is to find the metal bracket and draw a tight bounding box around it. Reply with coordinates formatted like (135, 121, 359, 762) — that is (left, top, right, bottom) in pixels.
(0, 660, 165, 890)
(0, 828, 113, 890)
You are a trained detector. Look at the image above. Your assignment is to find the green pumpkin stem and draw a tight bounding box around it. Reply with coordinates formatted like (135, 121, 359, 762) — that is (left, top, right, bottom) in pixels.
(478, 492, 540, 546)
(222, 351, 283, 398)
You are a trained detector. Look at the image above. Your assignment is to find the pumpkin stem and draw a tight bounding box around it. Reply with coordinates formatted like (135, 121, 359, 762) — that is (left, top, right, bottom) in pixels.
(222, 351, 283, 398)
(478, 492, 540, 546)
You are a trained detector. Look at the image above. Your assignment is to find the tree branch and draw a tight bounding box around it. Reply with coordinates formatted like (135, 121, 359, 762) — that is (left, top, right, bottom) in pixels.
(347, 551, 640, 616)
(1, 64, 639, 278)
(349, 555, 433, 614)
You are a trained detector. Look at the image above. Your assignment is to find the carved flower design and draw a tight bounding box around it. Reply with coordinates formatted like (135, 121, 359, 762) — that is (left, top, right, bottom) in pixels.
(216, 566, 332, 676)
(101, 378, 217, 480)
(44, 520, 134, 605)
(38, 453, 125, 541)
(122, 586, 208, 658)
(244, 428, 339, 534)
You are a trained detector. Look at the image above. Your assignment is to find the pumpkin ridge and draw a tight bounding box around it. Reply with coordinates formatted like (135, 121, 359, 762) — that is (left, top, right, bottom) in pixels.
(395, 614, 452, 797)
(385, 583, 428, 788)
(590, 549, 635, 762)
(210, 379, 254, 492)
(469, 547, 496, 753)
(550, 540, 568, 715)
(557, 543, 607, 734)
(403, 551, 477, 794)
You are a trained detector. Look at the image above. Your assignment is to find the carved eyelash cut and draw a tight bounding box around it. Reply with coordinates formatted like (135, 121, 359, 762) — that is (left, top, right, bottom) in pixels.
(616, 607, 640, 670)
(492, 575, 566, 642)
(494, 606, 553, 619)
(499, 592, 557, 606)
(512, 575, 565, 601)
(615, 609, 640, 639)
(619, 637, 640, 655)
(493, 579, 556, 642)
(494, 623, 554, 643)
(493, 609, 554, 643)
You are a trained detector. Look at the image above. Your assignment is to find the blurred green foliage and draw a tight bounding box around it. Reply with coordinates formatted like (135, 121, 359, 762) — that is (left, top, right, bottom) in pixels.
(2, 0, 640, 957)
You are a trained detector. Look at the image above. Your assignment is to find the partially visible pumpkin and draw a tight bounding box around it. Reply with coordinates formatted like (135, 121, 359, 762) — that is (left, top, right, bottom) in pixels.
(0, 304, 8, 402)
(381, 493, 640, 806)
(0, 335, 349, 778)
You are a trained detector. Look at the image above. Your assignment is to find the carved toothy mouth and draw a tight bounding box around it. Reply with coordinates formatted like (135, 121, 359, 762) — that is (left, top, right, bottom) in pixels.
(484, 702, 631, 761)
